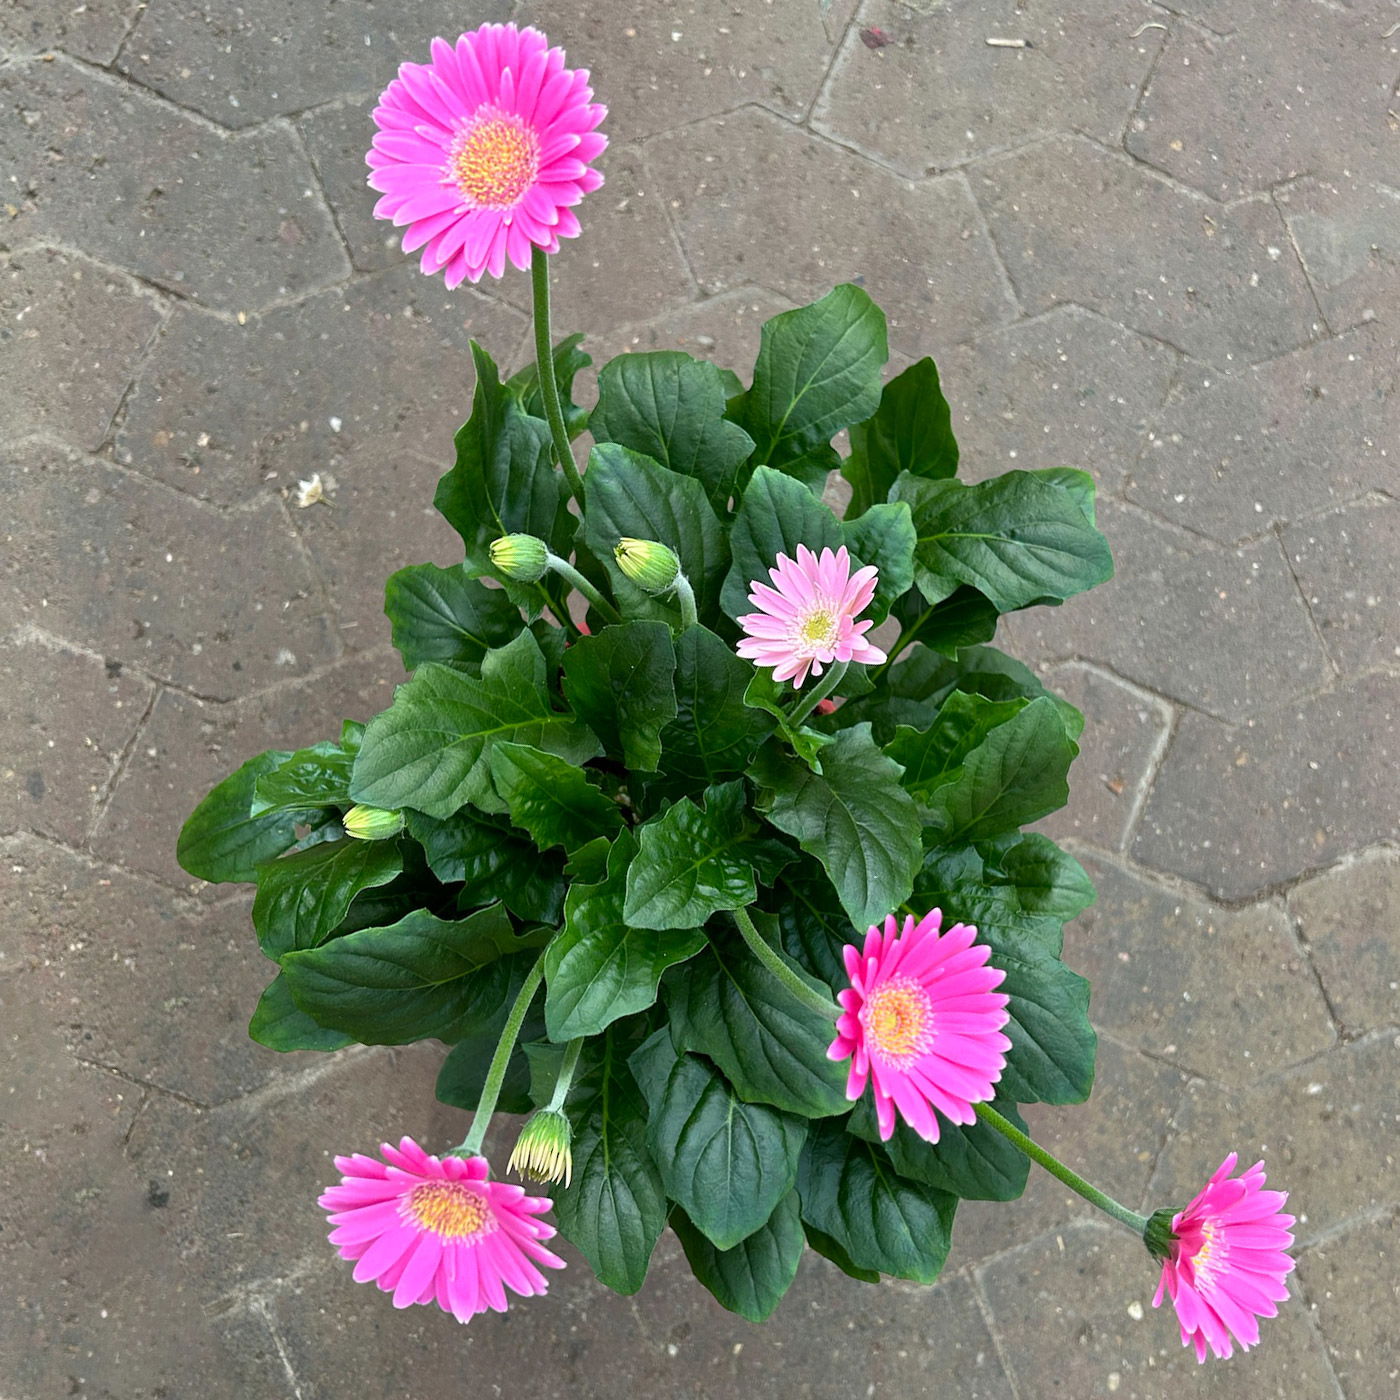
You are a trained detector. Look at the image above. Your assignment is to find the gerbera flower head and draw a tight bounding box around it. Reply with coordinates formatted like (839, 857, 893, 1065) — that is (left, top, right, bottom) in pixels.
(367, 23, 607, 286)
(827, 909, 1011, 1143)
(1150, 1152, 1296, 1362)
(736, 544, 887, 687)
(318, 1136, 565, 1321)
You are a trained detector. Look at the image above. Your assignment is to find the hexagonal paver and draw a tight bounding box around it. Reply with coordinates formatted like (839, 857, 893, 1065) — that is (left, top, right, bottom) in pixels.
(0, 630, 152, 846)
(647, 108, 1017, 356)
(1134, 674, 1400, 899)
(973, 135, 1320, 366)
(1, 247, 163, 451)
(814, 0, 1164, 177)
(1127, 325, 1399, 545)
(0, 441, 337, 700)
(114, 261, 525, 508)
(0, 58, 347, 312)
(1127, 10, 1400, 201)
(1068, 855, 1334, 1083)
(1289, 849, 1400, 1035)
(0, 0, 140, 63)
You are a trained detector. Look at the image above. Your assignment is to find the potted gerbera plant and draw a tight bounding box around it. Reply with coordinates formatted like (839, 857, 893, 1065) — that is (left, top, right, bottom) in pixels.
(178, 22, 1295, 1364)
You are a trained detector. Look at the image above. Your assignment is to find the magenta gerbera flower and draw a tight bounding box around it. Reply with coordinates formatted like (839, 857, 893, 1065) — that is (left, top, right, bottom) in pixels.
(1151, 1153, 1296, 1362)
(736, 544, 887, 686)
(318, 1137, 565, 1321)
(367, 23, 607, 286)
(827, 909, 1011, 1143)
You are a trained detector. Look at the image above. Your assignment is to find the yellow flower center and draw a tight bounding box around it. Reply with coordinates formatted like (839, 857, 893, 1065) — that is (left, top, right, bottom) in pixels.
(797, 608, 838, 651)
(403, 1179, 494, 1240)
(450, 111, 540, 209)
(863, 978, 934, 1063)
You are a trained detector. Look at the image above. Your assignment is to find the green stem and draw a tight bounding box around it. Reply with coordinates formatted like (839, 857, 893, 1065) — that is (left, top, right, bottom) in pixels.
(546, 553, 623, 625)
(456, 952, 547, 1158)
(545, 1037, 585, 1113)
(730, 906, 840, 1020)
(974, 1103, 1148, 1234)
(869, 605, 933, 685)
(787, 660, 849, 730)
(673, 571, 699, 630)
(531, 246, 585, 506)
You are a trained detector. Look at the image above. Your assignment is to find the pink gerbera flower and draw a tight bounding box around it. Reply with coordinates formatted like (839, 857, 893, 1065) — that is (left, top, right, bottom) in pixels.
(1151, 1153, 1296, 1362)
(827, 909, 1011, 1142)
(318, 1137, 565, 1321)
(736, 544, 887, 687)
(367, 23, 606, 286)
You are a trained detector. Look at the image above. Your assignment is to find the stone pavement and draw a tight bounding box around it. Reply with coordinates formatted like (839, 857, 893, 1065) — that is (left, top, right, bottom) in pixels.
(2, 0, 1397, 1395)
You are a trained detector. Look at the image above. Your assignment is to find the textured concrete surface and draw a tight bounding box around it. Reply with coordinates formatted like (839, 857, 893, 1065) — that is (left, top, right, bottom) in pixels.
(2, 1, 1398, 1396)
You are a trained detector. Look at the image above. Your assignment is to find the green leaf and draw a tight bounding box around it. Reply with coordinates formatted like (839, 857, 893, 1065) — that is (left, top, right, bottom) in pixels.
(752, 725, 921, 929)
(280, 903, 534, 1044)
(252, 739, 355, 817)
(1037, 466, 1099, 525)
(251, 838, 404, 959)
(894, 470, 1113, 613)
(383, 562, 523, 671)
(489, 740, 623, 853)
(803, 1222, 880, 1283)
(887, 691, 1029, 800)
(177, 749, 304, 883)
(669, 923, 849, 1117)
(505, 332, 591, 439)
(981, 833, 1097, 920)
(734, 285, 888, 480)
(671, 1192, 804, 1322)
(775, 860, 852, 988)
(560, 621, 678, 773)
(564, 835, 613, 886)
(591, 350, 755, 510)
(624, 781, 759, 930)
(841, 501, 916, 625)
(545, 832, 705, 1039)
(797, 1119, 956, 1284)
(248, 973, 355, 1052)
(629, 1031, 807, 1251)
(350, 631, 599, 819)
(843, 357, 959, 516)
(888, 585, 999, 662)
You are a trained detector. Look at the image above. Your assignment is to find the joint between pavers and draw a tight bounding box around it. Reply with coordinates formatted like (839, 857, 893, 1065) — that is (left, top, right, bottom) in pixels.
(1133, 1068, 1197, 1214)
(96, 294, 174, 462)
(268, 491, 346, 666)
(71, 1053, 212, 1110)
(1117, 3, 1173, 152)
(951, 165, 1024, 323)
(85, 672, 160, 847)
(281, 116, 359, 282)
(966, 1266, 1027, 1400)
(1270, 187, 1338, 337)
(799, 0, 862, 129)
(1273, 521, 1344, 682)
(253, 1297, 309, 1400)
(1281, 898, 1355, 1047)
(109, 0, 149, 74)
(1286, 1267, 1352, 1400)
(633, 143, 704, 301)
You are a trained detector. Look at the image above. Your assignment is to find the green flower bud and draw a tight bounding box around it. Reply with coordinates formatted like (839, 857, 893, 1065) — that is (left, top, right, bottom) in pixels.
(507, 1108, 574, 1188)
(1143, 1205, 1180, 1262)
(490, 533, 550, 582)
(342, 804, 405, 841)
(614, 537, 680, 594)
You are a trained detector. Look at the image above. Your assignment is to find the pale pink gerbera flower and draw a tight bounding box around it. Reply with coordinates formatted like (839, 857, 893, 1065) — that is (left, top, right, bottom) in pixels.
(736, 544, 886, 686)
(1151, 1153, 1296, 1362)
(318, 1137, 565, 1321)
(367, 23, 606, 286)
(827, 909, 1011, 1143)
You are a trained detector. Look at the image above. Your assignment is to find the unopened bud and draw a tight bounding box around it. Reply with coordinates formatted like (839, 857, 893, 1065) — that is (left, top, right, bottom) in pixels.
(490, 533, 550, 582)
(614, 537, 680, 594)
(507, 1108, 574, 1188)
(342, 804, 405, 841)
(1143, 1206, 1180, 1262)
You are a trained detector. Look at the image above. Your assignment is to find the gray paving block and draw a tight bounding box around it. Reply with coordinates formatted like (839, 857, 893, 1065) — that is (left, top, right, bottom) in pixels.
(814, 0, 1164, 177)
(0, 0, 140, 63)
(973, 135, 1320, 367)
(647, 108, 1018, 357)
(1288, 849, 1400, 1035)
(0, 441, 337, 700)
(0, 631, 152, 846)
(1, 247, 162, 451)
(0, 58, 347, 312)
(1134, 674, 1400, 898)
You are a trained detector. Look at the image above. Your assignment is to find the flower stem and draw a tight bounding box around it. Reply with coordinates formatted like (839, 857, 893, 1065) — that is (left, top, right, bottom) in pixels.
(869, 605, 933, 685)
(545, 1037, 585, 1113)
(787, 660, 849, 730)
(730, 906, 840, 1020)
(673, 571, 699, 630)
(973, 1102, 1149, 1234)
(457, 951, 548, 1158)
(546, 552, 623, 625)
(530, 246, 585, 506)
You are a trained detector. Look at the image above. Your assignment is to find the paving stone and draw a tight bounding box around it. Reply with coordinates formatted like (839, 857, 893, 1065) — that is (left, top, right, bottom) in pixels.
(1069, 856, 1334, 1083)
(1134, 673, 1400, 898)
(0, 0, 140, 64)
(0, 247, 163, 451)
(1286, 496, 1400, 674)
(1288, 848, 1400, 1034)
(648, 108, 1018, 357)
(1297, 1209, 1400, 1400)
(90, 648, 403, 890)
(1000, 503, 1330, 721)
(978, 1219, 1338, 1397)
(973, 136, 1320, 367)
(0, 58, 347, 312)
(1126, 325, 1399, 545)
(1127, 8, 1400, 202)
(954, 1040, 1189, 1266)
(1149, 1033, 1400, 1244)
(115, 261, 525, 509)
(814, 0, 1163, 176)
(0, 441, 337, 700)
(942, 305, 1180, 493)
(0, 631, 152, 846)
(117, 0, 511, 128)
(1278, 174, 1400, 333)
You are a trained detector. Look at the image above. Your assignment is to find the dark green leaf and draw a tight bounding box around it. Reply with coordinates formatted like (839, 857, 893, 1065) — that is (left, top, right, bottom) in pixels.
(252, 740, 355, 817)
(560, 621, 678, 773)
(248, 973, 355, 1052)
(564, 835, 613, 886)
(981, 833, 1096, 920)
(841, 501, 916, 625)
(890, 585, 1000, 661)
(775, 860, 852, 989)
(489, 740, 623, 852)
(383, 562, 523, 671)
(505, 332, 591, 439)
(671, 1192, 804, 1322)
(1037, 466, 1098, 524)
(177, 749, 304, 883)
(803, 1222, 880, 1283)
(887, 691, 1029, 800)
